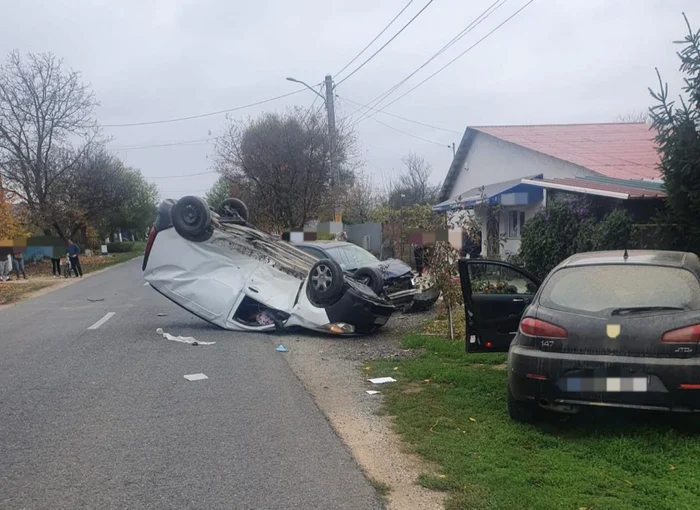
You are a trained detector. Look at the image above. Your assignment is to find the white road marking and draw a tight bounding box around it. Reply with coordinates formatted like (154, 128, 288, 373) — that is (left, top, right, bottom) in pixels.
(184, 373, 208, 381)
(88, 312, 116, 330)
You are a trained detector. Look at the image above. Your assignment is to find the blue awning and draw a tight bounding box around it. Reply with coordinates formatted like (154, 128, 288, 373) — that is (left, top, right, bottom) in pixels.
(432, 174, 543, 212)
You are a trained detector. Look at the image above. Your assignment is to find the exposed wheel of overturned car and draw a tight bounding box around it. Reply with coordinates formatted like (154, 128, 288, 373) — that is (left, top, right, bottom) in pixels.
(218, 198, 249, 223)
(171, 195, 212, 241)
(307, 258, 345, 307)
(353, 266, 384, 296)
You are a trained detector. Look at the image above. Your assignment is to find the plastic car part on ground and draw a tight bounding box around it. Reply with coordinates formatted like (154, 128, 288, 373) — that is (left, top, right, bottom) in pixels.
(155, 328, 215, 345)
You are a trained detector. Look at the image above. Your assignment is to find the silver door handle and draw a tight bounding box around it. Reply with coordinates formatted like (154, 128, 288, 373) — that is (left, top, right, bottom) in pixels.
(512, 298, 525, 302)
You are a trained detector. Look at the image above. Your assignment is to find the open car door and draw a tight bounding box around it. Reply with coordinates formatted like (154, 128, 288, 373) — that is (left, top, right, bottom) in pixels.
(458, 259, 541, 352)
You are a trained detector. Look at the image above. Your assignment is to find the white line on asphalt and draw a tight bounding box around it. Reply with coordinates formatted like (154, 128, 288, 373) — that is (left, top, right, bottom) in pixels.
(88, 312, 116, 330)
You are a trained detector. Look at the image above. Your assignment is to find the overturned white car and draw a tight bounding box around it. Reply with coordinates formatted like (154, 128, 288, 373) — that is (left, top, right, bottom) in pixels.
(142, 196, 395, 335)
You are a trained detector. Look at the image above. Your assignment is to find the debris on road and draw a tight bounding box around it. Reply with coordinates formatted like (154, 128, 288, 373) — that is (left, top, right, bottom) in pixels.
(184, 373, 208, 381)
(155, 328, 215, 346)
(276, 344, 289, 352)
(365, 390, 380, 395)
(368, 377, 397, 384)
(87, 298, 104, 302)
(157, 313, 168, 317)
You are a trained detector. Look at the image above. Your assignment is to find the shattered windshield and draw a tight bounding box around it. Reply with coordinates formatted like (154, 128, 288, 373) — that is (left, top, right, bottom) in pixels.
(326, 245, 378, 271)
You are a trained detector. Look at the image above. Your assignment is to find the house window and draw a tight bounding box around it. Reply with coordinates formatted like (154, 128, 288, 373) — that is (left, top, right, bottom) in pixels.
(508, 210, 526, 238)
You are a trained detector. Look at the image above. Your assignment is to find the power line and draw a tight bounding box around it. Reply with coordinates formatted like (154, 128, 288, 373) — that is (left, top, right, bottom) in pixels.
(103, 89, 308, 127)
(335, 0, 436, 88)
(339, 96, 461, 134)
(342, 99, 446, 146)
(355, 0, 536, 125)
(334, 0, 416, 79)
(149, 171, 218, 179)
(112, 137, 218, 150)
(345, 0, 507, 126)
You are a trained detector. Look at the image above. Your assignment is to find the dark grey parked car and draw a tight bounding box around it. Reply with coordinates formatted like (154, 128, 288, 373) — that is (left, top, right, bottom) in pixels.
(458, 251, 700, 421)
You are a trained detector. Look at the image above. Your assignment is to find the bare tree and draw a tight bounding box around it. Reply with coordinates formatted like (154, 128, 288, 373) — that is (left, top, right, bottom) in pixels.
(0, 50, 100, 233)
(616, 111, 650, 123)
(342, 172, 378, 224)
(385, 152, 440, 208)
(213, 107, 357, 230)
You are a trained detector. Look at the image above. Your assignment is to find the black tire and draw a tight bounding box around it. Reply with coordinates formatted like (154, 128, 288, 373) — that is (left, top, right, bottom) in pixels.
(353, 266, 384, 295)
(218, 198, 249, 223)
(307, 258, 345, 307)
(171, 196, 212, 241)
(507, 385, 538, 423)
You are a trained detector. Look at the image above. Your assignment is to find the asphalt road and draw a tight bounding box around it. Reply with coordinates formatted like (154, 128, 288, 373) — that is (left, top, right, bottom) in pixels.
(0, 258, 382, 510)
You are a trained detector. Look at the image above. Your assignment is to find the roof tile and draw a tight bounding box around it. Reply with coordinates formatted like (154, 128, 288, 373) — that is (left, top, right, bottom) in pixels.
(473, 123, 660, 180)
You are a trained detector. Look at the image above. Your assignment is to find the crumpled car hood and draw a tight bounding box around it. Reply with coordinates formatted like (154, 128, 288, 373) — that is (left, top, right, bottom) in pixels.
(366, 258, 412, 280)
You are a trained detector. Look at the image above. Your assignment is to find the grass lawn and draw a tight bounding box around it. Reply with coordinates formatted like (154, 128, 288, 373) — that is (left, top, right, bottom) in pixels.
(367, 335, 700, 510)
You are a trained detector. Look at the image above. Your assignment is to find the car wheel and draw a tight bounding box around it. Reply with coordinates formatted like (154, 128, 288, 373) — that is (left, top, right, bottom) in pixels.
(353, 266, 384, 295)
(218, 198, 249, 223)
(307, 258, 345, 307)
(507, 385, 538, 423)
(171, 196, 212, 241)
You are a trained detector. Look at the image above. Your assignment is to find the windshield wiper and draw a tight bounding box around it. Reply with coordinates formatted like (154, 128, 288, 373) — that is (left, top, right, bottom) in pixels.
(611, 306, 685, 316)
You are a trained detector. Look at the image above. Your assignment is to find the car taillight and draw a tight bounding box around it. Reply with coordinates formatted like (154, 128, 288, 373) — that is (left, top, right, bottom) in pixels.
(520, 317, 567, 339)
(662, 324, 700, 343)
(142, 227, 157, 272)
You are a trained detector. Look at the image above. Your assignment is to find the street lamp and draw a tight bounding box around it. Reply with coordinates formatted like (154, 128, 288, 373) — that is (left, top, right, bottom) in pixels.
(286, 75, 340, 223)
(286, 77, 325, 101)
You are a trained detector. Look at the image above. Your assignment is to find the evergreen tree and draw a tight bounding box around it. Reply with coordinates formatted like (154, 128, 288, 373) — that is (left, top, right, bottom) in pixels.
(649, 14, 700, 253)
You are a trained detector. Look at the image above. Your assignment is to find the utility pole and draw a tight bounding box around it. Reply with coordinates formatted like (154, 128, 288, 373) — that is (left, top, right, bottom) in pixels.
(324, 74, 340, 223)
(448, 142, 456, 158)
(286, 74, 341, 223)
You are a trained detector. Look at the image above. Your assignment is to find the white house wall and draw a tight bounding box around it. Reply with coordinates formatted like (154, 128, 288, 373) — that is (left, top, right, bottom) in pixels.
(447, 131, 598, 202)
(499, 202, 542, 257)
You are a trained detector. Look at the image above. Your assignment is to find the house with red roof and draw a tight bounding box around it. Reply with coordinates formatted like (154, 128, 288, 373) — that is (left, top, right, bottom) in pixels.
(433, 122, 665, 257)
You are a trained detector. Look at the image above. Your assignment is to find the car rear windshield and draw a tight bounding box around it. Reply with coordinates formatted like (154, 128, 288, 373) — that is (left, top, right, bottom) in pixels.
(540, 265, 700, 314)
(326, 245, 378, 271)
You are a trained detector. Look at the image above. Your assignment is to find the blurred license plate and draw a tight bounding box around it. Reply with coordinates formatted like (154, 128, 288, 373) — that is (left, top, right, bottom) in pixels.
(374, 316, 389, 325)
(564, 377, 647, 392)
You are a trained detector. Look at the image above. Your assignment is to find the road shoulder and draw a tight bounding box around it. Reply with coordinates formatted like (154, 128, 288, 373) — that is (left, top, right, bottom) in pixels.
(281, 313, 445, 510)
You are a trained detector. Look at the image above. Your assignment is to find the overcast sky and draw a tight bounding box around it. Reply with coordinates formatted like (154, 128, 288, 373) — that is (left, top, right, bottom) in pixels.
(2, 0, 699, 199)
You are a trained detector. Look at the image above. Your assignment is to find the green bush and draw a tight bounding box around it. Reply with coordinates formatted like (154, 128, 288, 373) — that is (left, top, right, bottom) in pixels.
(592, 208, 633, 250)
(106, 242, 135, 253)
(519, 199, 633, 280)
(519, 199, 594, 280)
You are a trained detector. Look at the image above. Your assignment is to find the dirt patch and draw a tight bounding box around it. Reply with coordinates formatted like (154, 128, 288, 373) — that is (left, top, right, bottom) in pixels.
(0, 255, 141, 311)
(0, 280, 57, 305)
(282, 311, 444, 510)
(492, 363, 507, 371)
(402, 382, 423, 395)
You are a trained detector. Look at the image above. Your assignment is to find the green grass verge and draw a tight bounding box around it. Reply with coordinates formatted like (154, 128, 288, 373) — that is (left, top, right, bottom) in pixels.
(367, 335, 700, 510)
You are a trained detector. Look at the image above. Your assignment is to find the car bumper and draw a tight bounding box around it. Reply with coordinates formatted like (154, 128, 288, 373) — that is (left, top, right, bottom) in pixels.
(508, 345, 700, 412)
(386, 288, 418, 307)
(325, 288, 395, 335)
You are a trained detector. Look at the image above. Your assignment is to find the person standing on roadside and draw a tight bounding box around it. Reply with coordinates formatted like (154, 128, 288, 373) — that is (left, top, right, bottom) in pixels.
(67, 239, 83, 277)
(0, 252, 11, 281)
(50, 255, 61, 277)
(12, 248, 27, 280)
